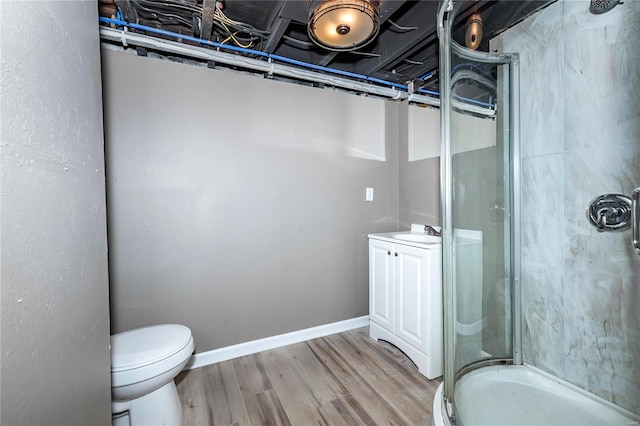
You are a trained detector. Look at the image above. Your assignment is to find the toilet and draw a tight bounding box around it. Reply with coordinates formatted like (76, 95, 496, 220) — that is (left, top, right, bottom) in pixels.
(111, 324, 195, 426)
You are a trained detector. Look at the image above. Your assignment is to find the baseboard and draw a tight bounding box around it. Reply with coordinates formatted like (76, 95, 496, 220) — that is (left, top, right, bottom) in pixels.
(184, 315, 369, 370)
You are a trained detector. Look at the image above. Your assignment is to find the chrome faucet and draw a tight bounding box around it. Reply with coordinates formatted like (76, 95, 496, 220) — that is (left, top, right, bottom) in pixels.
(425, 225, 441, 237)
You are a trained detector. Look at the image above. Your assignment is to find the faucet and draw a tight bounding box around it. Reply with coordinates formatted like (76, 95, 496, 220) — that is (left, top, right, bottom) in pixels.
(425, 225, 441, 237)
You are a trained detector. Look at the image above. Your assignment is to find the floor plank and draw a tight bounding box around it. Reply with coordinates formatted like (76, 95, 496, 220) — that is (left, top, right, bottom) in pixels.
(260, 346, 329, 425)
(307, 335, 409, 426)
(175, 366, 209, 425)
(176, 326, 441, 425)
(285, 342, 349, 404)
(202, 361, 249, 425)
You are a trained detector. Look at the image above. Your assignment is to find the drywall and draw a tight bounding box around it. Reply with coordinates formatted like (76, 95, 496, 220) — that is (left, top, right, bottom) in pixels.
(406, 105, 496, 162)
(398, 102, 441, 228)
(1, 1, 111, 424)
(102, 50, 401, 352)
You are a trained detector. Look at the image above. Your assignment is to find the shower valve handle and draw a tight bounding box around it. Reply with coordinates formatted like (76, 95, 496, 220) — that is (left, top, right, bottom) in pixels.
(587, 190, 640, 255)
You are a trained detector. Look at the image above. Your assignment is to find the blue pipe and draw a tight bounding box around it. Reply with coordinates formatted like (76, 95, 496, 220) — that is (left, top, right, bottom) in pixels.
(99, 17, 413, 92)
(98, 18, 496, 109)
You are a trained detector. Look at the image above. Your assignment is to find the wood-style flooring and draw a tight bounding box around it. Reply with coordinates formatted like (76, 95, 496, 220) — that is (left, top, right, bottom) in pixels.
(175, 326, 442, 425)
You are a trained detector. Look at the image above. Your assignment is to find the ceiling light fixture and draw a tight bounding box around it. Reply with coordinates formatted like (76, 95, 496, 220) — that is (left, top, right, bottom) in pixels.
(308, 0, 380, 51)
(465, 13, 483, 50)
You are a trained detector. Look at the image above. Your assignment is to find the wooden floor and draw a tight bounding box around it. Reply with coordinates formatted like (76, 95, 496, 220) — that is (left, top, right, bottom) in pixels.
(175, 326, 442, 426)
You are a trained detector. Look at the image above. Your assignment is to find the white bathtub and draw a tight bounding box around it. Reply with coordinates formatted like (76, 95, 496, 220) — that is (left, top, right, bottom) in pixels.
(432, 365, 640, 426)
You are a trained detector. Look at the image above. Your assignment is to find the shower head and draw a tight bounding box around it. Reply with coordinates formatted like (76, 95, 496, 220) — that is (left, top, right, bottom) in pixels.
(589, 0, 620, 14)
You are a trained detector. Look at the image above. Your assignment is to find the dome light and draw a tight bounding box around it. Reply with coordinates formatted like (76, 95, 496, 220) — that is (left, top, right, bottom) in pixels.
(308, 0, 380, 51)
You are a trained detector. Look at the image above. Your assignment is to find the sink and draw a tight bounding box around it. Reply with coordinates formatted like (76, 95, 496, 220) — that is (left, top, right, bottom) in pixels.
(392, 233, 441, 244)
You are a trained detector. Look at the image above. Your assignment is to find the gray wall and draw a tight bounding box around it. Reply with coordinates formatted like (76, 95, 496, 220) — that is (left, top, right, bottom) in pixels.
(1, 1, 111, 424)
(398, 102, 441, 228)
(500, 0, 640, 414)
(102, 50, 404, 353)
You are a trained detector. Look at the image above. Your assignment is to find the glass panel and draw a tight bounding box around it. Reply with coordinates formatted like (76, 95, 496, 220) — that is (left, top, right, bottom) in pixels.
(440, 0, 639, 423)
(438, 0, 519, 423)
(449, 56, 512, 372)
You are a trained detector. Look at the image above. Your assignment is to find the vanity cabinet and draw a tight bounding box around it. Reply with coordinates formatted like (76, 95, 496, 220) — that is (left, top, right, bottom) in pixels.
(368, 234, 443, 379)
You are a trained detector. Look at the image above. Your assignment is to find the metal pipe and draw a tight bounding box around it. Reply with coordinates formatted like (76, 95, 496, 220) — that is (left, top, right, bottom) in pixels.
(99, 18, 496, 116)
(99, 25, 440, 107)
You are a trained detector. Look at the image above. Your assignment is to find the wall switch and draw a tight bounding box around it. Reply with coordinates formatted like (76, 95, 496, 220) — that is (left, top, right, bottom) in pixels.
(365, 187, 374, 202)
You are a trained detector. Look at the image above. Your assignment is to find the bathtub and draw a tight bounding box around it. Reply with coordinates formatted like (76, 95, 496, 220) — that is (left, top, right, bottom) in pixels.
(432, 364, 640, 426)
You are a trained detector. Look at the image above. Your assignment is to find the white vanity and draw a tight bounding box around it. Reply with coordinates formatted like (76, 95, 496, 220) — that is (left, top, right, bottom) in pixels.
(368, 230, 443, 379)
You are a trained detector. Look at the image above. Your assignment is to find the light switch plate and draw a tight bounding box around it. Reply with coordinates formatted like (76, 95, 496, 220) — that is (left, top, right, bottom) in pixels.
(365, 187, 374, 202)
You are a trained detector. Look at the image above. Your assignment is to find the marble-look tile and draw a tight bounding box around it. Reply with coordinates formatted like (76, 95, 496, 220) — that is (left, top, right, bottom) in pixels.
(501, 0, 640, 412)
(563, 0, 638, 34)
(502, 1, 565, 159)
(521, 262, 565, 375)
(563, 12, 640, 151)
(520, 154, 565, 376)
(620, 275, 640, 414)
(520, 154, 564, 267)
(501, 0, 564, 53)
(563, 143, 640, 275)
(519, 44, 566, 159)
(564, 270, 640, 414)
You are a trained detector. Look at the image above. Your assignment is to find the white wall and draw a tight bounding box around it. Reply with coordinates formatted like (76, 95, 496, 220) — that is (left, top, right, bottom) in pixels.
(398, 102, 441, 228)
(102, 50, 402, 352)
(1, 1, 111, 424)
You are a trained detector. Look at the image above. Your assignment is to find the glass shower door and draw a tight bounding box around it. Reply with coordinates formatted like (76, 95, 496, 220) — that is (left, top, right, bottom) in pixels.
(438, 0, 520, 422)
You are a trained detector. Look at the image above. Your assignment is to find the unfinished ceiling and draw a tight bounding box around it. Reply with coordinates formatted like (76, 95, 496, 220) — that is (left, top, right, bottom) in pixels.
(99, 0, 551, 95)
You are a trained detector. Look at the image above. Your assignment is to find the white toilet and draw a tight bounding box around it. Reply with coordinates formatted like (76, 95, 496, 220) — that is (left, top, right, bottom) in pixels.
(111, 324, 195, 426)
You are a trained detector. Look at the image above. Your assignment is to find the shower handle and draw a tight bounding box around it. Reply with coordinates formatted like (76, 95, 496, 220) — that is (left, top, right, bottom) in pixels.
(587, 190, 640, 255)
(633, 188, 640, 255)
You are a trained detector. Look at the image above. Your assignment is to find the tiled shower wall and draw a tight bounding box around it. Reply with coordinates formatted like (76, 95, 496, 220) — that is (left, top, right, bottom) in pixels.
(499, 0, 640, 414)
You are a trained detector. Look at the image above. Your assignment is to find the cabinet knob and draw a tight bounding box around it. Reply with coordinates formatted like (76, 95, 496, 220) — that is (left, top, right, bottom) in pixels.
(387, 250, 391, 255)
(395, 252, 398, 257)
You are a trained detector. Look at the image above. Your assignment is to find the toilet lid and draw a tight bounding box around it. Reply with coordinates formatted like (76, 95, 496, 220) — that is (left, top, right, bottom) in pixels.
(111, 324, 193, 372)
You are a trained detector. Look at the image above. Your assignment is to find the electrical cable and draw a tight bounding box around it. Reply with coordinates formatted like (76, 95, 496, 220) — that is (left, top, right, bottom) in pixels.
(387, 19, 418, 32)
(349, 51, 381, 57)
(282, 35, 315, 48)
(136, 0, 203, 14)
(100, 17, 409, 90)
(119, 0, 271, 48)
(99, 17, 496, 110)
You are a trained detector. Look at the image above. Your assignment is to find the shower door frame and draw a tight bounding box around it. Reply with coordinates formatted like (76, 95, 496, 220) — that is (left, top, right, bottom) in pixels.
(437, 0, 523, 420)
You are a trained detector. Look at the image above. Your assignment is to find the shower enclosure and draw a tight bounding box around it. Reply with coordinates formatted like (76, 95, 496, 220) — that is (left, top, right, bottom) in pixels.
(434, 0, 640, 424)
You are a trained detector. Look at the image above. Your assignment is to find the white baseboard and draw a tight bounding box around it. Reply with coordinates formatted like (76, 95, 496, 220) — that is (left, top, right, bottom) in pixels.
(184, 315, 369, 370)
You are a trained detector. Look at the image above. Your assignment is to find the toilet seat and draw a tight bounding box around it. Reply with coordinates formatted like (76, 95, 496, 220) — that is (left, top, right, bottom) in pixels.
(111, 324, 194, 389)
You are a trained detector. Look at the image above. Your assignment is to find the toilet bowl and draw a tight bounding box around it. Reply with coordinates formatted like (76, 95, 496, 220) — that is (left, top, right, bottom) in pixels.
(111, 324, 195, 426)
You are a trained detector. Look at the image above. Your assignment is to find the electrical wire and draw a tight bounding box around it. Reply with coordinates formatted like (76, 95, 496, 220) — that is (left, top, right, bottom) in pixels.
(99, 17, 499, 111)
(349, 51, 381, 57)
(136, 0, 202, 14)
(282, 35, 315, 48)
(387, 19, 418, 32)
(211, 4, 269, 48)
(117, 0, 270, 48)
(131, 0, 195, 28)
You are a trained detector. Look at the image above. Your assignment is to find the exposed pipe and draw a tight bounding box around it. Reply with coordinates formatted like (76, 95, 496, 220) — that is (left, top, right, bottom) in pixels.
(100, 27, 429, 104)
(99, 18, 410, 90)
(98, 18, 495, 116)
